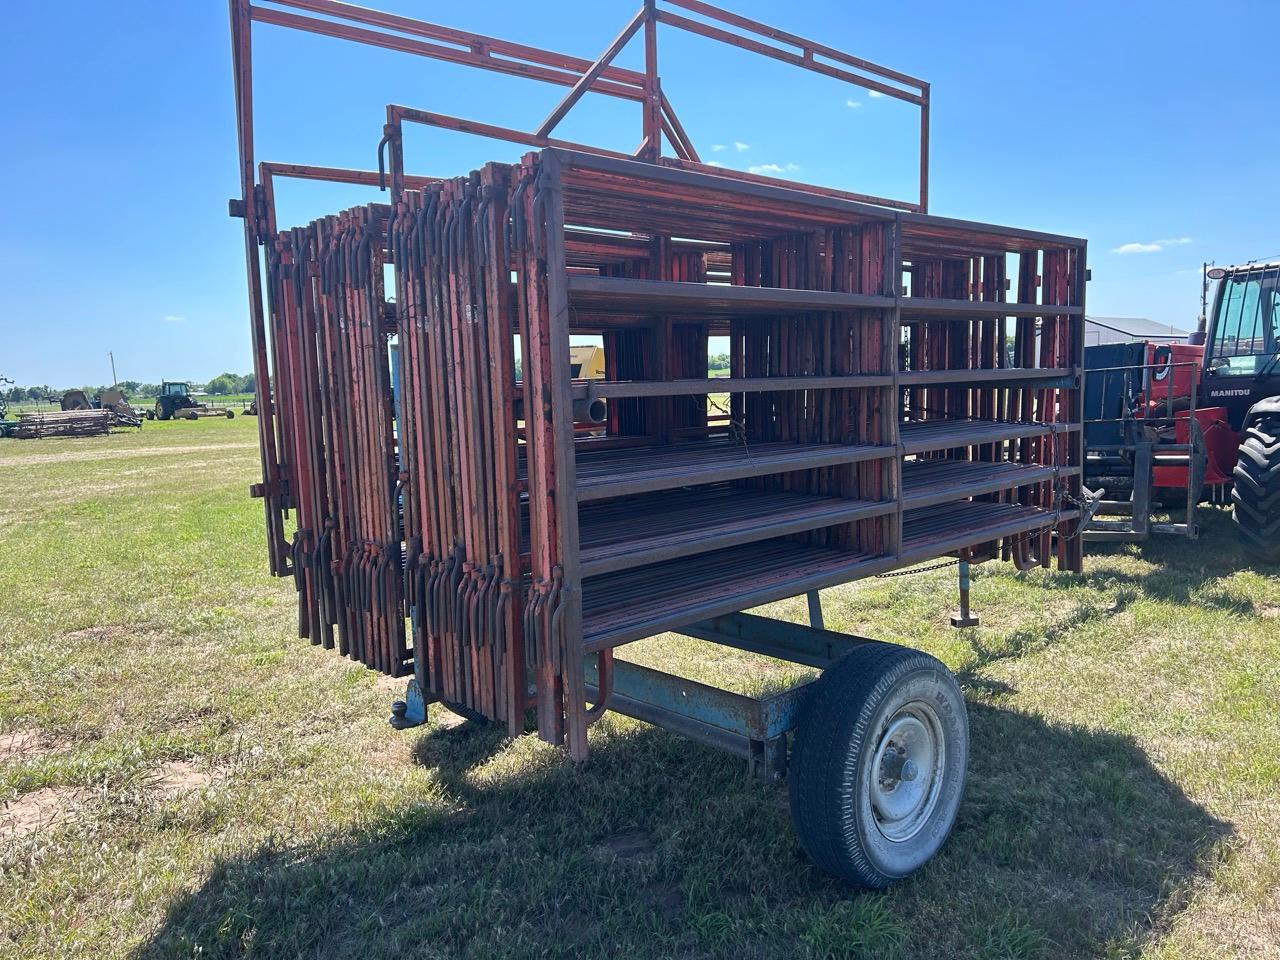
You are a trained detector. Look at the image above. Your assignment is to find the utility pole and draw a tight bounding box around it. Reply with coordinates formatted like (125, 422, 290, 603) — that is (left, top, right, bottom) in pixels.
(109, 351, 118, 388)
(1191, 262, 1213, 346)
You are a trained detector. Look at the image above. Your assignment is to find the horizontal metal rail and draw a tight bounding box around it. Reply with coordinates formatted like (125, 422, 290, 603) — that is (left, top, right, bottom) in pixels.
(587, 374, 895, 398)
(567, 440, 897, 502)
(900, 418, 1080, 454)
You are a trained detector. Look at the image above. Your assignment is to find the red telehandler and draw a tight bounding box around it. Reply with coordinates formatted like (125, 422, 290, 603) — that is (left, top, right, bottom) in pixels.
(1083, 260, 1280, 561)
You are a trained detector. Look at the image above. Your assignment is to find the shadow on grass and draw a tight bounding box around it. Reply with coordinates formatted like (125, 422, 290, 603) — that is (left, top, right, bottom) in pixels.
(1049, 506, 1263, 611)
(950, 507, 1262, 683)
(132, 700, 1228, 960)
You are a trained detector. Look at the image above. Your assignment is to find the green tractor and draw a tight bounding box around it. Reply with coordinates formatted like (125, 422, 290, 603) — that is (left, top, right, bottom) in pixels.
(151, 381, 201, 421)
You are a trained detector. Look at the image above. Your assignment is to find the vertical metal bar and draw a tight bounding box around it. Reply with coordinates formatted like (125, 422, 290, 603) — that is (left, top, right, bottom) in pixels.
(1187, 356, 1201, 538)
(949, 552, 979, 628)
(1132, 441, 1152, 538)
(642, 0, 661, 161)
(918, 84, 930, 213)
(805, 590, 824, 630)
(888, 214, 904, 558)
(540, 152, 589, 760)
(229, 0, 289, 577)
(1067, 241, 1086, 571)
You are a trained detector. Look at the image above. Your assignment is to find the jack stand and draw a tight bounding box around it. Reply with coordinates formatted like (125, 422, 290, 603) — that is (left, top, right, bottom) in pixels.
(950, 553, 979, 629)
(389, 677, 429, 729)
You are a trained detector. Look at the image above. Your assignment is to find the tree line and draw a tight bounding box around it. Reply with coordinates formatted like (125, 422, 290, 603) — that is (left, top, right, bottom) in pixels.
(1, 373, 257, 403)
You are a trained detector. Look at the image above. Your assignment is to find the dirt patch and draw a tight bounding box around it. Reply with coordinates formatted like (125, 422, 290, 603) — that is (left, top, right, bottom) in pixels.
(433, 709, 468, 730)
(644, 882, 685, 920)
(148, 760, 216, 798)
(63, 626, 131, 643)
(0, 730, 63, 764)
(0, 442, 256, 468)
(596, 829, 657, 861)
(1, 787, 94, 841)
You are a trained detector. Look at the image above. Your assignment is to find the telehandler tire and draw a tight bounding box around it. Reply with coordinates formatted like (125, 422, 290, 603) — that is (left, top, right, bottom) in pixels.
(1232, 415, 1280, 564)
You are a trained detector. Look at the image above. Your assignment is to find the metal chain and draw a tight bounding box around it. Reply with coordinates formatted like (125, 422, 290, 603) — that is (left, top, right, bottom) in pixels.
(707, 393, 751, 462)
(1055, 483, 1102, 540)
(875, 558, 959, 579)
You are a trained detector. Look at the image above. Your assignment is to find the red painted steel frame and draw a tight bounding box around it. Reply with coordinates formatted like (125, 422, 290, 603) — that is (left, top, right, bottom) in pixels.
(228, 0, 933, 575)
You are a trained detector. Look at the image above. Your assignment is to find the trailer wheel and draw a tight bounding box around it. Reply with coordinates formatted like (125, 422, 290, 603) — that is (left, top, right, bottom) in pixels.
(788, 642, 968, 889)
(1232, 415, 1280, 563)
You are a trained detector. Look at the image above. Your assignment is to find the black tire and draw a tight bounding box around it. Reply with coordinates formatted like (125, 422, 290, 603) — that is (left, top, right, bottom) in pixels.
(225, 410, 235, 419)
(1232, 415, 1280, 563)
(154, 400, 171, 421)
(789, 642, 968, 889)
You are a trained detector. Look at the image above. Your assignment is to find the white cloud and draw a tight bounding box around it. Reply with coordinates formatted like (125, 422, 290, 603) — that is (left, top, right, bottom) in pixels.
(706, 160, 726, 168)
(712, 144, 726, 152)
(1112, 237, 1192, 255)
(846, 98, 862, 108)
(868, 90, 885, 98)
(748, 162, 800, 176)
(733, 141, 750, 152)
(163, 315, 186, 324)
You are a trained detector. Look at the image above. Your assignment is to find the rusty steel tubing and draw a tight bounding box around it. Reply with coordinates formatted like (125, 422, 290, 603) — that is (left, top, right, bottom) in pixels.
(243, 151, 1086, 760)
(228, 0, 1085, 768)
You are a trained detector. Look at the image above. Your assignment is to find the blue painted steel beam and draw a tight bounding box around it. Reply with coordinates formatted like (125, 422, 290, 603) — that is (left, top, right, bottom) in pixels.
(584, 653, 808, 741)
(680, 611, 876, 669)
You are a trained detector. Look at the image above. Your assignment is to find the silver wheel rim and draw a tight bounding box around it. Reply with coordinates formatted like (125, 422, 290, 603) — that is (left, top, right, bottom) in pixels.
(867, 701, 945, 843)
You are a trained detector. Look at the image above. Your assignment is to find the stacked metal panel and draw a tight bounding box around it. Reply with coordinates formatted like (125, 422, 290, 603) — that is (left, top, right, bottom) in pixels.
(390, 165, 527, 733)
(264, 203, 409, 674)
(510, 151, 1085, 757)
(255, 147, 1084, 762)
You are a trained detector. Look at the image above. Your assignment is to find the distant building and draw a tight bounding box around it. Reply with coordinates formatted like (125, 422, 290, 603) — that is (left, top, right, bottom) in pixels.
(1085, 316, 1189, 347)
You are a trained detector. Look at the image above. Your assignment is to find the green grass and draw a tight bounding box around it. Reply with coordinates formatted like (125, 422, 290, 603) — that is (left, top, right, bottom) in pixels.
(1, 418, 1277, 959)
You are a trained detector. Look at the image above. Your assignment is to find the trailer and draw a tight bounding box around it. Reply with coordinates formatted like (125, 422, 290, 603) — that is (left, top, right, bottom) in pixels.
(228, 0, 1085, 888)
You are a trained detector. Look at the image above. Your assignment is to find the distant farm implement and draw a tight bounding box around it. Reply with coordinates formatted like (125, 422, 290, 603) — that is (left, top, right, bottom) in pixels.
(13, 409, 113, 439)
(0, 375, 12, 437)
(60, 387, 143, 428)
(146, 381, 235, 421)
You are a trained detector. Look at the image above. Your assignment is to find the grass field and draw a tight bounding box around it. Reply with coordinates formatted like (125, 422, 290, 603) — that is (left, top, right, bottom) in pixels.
(1, 416, 1278, 959)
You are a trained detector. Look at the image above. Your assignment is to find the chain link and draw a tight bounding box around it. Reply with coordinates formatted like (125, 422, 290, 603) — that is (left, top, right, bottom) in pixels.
(875, 558, 959, 579)
(707, 393, 751, 462)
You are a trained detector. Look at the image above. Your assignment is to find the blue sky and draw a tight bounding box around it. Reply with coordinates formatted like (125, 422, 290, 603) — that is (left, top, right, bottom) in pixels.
(3, 0, 1278, 385)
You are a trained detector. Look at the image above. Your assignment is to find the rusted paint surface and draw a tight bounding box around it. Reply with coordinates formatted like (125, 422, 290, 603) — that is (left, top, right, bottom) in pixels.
(228, 1, 1084, 763)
